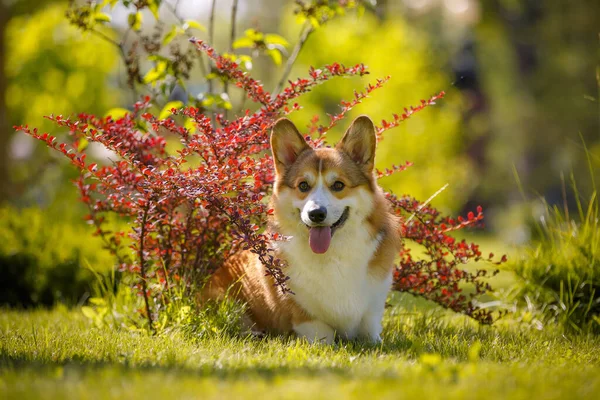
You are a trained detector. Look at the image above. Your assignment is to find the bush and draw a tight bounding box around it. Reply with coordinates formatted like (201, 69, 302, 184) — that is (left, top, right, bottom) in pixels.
(0, 206, 115, 307)
(512, 178, 599, 333)
(17, 0, 505, 331)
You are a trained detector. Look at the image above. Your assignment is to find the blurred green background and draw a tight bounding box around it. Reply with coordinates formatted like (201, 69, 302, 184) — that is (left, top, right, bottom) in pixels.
(0, 0, 598, 308)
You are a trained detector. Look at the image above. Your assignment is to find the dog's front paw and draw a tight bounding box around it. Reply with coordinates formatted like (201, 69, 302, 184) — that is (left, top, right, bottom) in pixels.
(357, 313, 384, 344)
(293, 320, 336, 344)
(367, 334, 382, 344)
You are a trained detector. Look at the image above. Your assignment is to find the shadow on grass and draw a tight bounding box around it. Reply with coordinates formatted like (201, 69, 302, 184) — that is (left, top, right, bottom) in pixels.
(0, 355, 356, 381)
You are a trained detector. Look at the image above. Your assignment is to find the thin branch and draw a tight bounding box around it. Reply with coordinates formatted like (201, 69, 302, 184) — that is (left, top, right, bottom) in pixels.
(273, 22, 313, 96)
(224, 0, 239, 119)
(89, 28, 127, 68)
(205, 0, 218, 125)
(229, 0, 239, 55)
(164, 0, 208, 76)
(207, 0, 217, 97)
(139, 205, 155, 333)
(88, 29, 137, 100)
(89, 28, 121, 50)
(405, 184, 449, 224)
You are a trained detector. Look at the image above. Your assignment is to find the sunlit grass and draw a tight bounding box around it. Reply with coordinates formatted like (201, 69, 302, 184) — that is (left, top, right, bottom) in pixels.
(1, 307, 599, 399)
(509, 166, 599, 333)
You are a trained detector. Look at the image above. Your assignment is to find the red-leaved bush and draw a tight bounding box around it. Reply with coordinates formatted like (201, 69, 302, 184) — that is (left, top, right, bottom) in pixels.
(18, 39, 505, 328)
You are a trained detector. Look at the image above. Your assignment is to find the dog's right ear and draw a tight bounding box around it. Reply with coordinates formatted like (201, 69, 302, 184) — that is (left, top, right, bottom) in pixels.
(270, 118, 310, 173)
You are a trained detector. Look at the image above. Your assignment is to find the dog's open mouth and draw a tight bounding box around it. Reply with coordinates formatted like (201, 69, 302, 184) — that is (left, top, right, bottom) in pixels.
(307, 207, 349, 254)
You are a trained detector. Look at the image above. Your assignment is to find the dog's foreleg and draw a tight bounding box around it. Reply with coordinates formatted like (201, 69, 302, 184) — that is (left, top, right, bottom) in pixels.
(293, 320, 336, 344)
(357, 310, 384, 343)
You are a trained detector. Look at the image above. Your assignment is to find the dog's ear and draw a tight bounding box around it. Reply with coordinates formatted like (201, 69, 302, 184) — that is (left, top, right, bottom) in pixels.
(337, 115, 376, 171)
(271, 118, 311, 173)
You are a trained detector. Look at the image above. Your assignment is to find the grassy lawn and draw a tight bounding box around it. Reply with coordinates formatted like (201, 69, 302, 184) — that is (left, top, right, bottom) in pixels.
(0, 234, 596, 399)
(1, 304, 599, 399)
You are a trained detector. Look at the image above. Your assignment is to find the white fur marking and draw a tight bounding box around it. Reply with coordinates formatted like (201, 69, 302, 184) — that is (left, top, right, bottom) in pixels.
(294, 320, 336, 344)
(296, 173, 346, 227)
(280, 186, 390, 341)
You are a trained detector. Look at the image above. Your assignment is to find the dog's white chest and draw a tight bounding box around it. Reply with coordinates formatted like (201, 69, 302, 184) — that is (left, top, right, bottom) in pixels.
(281, 227, 384, 337)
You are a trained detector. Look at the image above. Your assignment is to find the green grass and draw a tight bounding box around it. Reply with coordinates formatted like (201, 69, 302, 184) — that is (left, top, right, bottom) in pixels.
(1, 306, 599, 399)
(510, 173, 599, 333)
(0, 230, 593, 399)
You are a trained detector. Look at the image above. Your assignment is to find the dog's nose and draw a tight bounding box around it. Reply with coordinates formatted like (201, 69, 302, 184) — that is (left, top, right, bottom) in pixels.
(308, 206, 327, 223)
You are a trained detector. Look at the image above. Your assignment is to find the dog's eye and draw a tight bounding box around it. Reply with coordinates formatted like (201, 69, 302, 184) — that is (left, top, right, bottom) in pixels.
(331, 181, 345, 192)
(298, 181, 311, 192)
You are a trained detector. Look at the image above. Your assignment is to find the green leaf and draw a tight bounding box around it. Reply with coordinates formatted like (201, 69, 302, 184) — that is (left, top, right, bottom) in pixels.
(218, 93, 232, 110)
(184, 118, 196, 133)
(244, 28, 263, 41)
(238, 55, 253, 70)
(148, 0, 160, 20)
(104, 108, 129, 119)
(264, 34, 289, 47)
(147, 54, 170, 63)
(77, 138, 89, 152)
(128, 12, 142, 31)
(232, 37, 254, 49)
(295, 14, 307, 25)
(93, 13, 112, 23)
(143, 61, 168, 84)
(266, 48, 282, 66)
(201, 97, 215, 107)
(309, 16, 320, 28)
(159, 101, 184, 119)
(89, 297, 107, 306)
(183, 20, 206, 31)
(163, 25, 182, 45)
(81, 306, 97, 320)
(102, 0, 119, 8)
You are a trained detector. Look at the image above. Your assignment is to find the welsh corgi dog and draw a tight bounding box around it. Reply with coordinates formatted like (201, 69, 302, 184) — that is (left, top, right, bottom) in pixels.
(203, 115, 400, 344)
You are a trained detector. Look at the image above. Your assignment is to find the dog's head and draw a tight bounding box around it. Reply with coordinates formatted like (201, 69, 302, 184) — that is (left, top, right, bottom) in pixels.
(270, 116, 377, 254)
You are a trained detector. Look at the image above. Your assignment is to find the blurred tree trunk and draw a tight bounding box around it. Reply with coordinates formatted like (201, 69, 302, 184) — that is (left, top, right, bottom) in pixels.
(0, 2, 9, 203)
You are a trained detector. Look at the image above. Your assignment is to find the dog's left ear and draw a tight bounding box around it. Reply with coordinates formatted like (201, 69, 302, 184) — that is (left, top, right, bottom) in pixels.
(271, 118, 311, 174)
(337, 115, 376, 171)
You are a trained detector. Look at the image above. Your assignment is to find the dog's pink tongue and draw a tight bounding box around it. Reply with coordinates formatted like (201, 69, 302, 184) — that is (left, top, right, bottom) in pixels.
(309, 226, 332, 254)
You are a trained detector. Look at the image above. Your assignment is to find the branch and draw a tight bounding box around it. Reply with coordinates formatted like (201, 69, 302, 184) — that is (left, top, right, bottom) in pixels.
(223, 0, 239, 119)
(229, 0, 239, 53)
(87, 27, 139, 100)
(207, 0, 217, 98)
(273, 22, 313, 96)
(163, 0, 208, 77)
(88, 29, 129, 76)
(139, 205, 154, 333)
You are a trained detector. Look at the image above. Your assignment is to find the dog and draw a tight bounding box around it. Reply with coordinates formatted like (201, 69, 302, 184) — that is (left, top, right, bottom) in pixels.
(203, 115, 400, 344)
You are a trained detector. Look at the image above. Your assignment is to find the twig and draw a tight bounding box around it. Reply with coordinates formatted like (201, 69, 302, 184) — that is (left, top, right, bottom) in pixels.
(224, 0, 239, 120)
(89, 28, 127, 61)
(273, 22, 313, 96)
(139, 205, 155, 333)
(405, 184, 449, 224)
(88, 29, 137, 100)
(229, 0, 239, 56)
(206, 0, 218, 125)
(207, 0, 217, 97)
(164, 0, 208, 77)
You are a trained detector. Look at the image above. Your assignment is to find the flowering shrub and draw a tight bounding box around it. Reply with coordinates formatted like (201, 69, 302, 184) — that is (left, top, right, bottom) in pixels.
(17, 0, 505, 329)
